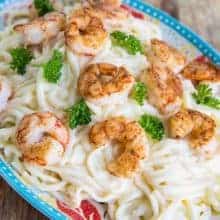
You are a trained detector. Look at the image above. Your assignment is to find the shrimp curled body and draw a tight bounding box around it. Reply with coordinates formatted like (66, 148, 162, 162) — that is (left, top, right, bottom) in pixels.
(85, 0, 121, 9)
(16, 112, 69, 166)
(147, 39, 186, 73)
(181, 59, 220, 83)
(65, 8, 108, 56)
(169, 109, 217, 156)
(143, 64, 183, 116)
(78, 63, 135, 103)
(83, 1, 127, 23)
(89, 117, 148, 177)
(0, 78, 11, 112)
(14, 12, 65, 46)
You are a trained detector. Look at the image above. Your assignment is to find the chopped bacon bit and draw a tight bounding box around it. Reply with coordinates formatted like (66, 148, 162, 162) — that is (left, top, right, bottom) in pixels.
(195, 55, 210, 63)
(121, 4, 145, 19)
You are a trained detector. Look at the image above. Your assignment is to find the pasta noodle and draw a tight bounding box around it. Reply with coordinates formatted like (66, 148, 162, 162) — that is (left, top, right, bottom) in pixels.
(0, 1, 220, 219)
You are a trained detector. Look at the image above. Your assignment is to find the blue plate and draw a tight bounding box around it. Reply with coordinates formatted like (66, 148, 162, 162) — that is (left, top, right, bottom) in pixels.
(0, 0, 219, 219)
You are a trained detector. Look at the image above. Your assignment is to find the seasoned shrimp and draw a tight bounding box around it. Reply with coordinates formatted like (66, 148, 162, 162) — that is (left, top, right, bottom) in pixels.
(78, 63, 135, 104)
(83, 0, 127, 21)
(147, 39, 186, 73)
(0, 78, 11, 112)
(14, 12, 65, 45)
(16, 112, 69, 166)
(181, 59, 220, 83)
(85, 0, 121, 9)
(143, 64, 183, 116)
(65, 7, 108, 56)
(168, 109, 194, 139)
(169, 109, 216, 150)
(89, 117, 148, 177)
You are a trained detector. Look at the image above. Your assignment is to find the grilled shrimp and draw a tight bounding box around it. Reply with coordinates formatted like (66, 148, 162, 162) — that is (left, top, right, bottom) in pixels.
(85, 0, 121, 9)
(181, 59, 220, 83)
(89, 117, 148, 177)
(14, 12, 65, 45)
(65, 7, 108, 56)
(0, 78, 11, 112)
(169, 109, 216, 151)
(143, 64, 183, 116)
(16, 112, 69, 166)
(147, 39, 186, 73)
(83, 0, 127, 22)
(78, 63, 135, 104)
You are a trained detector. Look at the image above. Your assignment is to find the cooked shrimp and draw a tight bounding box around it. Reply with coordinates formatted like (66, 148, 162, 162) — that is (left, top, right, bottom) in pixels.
(14, 12, 65, 46)
(89, 117, 148, 177)
(0, 78, 11, 112)
(78, 63, 135, 103)
(143, 64, 183, 116)
(65, 7, 108, 56)
(169, 109, 216, 149)
(16, 112, 69, 166)
(181, 59, 220, 83)
(168, 109, 194, 139)
(147, 39, 186, 73)
(85, 0, 121, 9)
(83, 0, 127, 21)
(102, 8, 129, 31)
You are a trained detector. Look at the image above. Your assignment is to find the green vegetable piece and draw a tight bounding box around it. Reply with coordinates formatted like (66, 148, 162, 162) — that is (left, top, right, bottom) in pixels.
(43, 50, 63, 83)
(66, 99, 92, 129)
(131, 82, 147, 105)
(139, 114, 165, 141)
(111, 31, 144, 55)
(34, 0, 54, 16)
(192, 84, 220, 110)
(9, 47, 33, 75)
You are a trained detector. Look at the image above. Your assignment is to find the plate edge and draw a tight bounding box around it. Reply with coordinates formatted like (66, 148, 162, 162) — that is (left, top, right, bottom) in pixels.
(0, 0, 219, 219)
(123, 0, 220, 65)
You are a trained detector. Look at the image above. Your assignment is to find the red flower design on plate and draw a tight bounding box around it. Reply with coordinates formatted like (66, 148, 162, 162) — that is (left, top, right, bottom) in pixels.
(57, 200, 103, 220)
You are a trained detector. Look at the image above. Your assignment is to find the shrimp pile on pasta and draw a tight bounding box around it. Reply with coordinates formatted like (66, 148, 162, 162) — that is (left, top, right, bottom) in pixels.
(0, 0, 220, 219)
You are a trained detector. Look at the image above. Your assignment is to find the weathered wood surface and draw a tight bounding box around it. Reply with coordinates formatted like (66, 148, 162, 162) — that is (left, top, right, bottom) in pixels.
(0, 1, 219, 220)
(147, 0, 220, 50)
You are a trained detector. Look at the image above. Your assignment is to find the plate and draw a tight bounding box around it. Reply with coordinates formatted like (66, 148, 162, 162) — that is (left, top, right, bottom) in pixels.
(0, 0, 219, 219)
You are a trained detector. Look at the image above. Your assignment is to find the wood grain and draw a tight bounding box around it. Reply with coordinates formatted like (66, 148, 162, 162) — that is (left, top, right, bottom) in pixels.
(0, 1, 219, 220)
(0, 179, 47, 220)
(177, 0, 220, 50)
